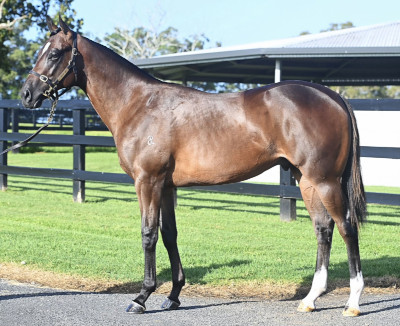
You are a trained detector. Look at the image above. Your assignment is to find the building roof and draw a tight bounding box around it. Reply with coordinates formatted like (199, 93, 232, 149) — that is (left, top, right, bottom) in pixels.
(133, 22, 400, 86)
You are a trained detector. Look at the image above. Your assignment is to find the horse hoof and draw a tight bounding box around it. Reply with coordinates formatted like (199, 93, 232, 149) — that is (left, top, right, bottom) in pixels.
(343, 307, 361, 317)
(161, 298, 180, 311)
(126, 301, 146, 314)
(297, 301, 315, 313)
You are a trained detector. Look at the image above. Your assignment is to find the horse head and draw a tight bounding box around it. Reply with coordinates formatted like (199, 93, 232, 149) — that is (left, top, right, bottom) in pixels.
(21, 16, 80, 109)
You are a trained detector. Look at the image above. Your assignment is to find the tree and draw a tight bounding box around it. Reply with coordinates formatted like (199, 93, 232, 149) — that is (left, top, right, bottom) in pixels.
(321, 21, 355, 32)
(1, 0, 55, 71)
(104, 26, 217, 60)
(0, 23, 41, 98)
(300, 21, 354, 36)
(105, 26, 181, 60)
(0, 0, 26, 30)
(0, 0, 83, 99)
(105, 26, 259, 92)
(105, 25, 225, 92)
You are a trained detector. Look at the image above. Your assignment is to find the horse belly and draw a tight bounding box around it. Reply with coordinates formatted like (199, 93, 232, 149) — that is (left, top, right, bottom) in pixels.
(172, 133, 278, 186)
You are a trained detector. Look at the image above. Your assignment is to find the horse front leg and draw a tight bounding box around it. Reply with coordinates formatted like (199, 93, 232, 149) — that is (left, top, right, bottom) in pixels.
(160, 187, 185, 310)
(126, 177, 163, 314)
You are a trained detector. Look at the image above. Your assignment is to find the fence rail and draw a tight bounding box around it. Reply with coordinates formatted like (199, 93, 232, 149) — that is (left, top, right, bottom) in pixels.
(1, 99, 399, 216)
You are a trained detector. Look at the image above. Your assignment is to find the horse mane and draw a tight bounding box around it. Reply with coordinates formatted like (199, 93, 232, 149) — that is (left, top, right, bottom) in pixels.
(84, 36, 158, 83)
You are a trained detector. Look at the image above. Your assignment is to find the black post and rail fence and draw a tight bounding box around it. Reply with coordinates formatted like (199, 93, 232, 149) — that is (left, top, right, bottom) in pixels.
(0, 99, 399, 220)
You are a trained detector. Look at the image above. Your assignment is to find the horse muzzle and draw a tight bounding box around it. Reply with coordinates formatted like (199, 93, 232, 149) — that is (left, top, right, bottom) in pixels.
(20, 82, 46, 109)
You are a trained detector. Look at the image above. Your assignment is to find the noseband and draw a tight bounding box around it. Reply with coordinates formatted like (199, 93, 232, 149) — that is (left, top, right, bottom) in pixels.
(29, 28, 79, 101)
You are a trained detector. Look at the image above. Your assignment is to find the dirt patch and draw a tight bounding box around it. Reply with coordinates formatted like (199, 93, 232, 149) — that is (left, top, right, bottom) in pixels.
(1, 262, 398, 300)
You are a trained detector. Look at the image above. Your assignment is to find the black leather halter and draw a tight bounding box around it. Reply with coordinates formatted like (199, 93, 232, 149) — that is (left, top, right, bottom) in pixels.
(29, 29, 79, 101)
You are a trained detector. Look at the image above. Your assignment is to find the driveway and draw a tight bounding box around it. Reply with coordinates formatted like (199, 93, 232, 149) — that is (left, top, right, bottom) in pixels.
(1, 279, 399, 326)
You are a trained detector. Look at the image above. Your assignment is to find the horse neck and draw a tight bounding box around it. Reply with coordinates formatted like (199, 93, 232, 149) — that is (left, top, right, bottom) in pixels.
(77, 35, 158, 134)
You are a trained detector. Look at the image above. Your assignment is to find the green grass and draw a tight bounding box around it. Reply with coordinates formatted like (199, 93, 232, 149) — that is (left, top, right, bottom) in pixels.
(17, 128, 115, 153)
(7, 151, 122, 172)
(1, 152, 399, 288)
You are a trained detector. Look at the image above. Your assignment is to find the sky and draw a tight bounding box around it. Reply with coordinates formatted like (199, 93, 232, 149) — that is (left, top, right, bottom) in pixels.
(68, 0, 400, 48)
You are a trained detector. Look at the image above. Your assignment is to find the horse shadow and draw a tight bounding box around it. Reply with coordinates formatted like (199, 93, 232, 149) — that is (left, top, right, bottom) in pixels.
(0, 290, 88, 302)
(104, 259, 251, 294)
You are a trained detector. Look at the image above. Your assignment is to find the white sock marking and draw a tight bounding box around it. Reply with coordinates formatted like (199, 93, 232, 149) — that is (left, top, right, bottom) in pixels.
(346, 271, 364, 310)
(301, 265, 328, 308)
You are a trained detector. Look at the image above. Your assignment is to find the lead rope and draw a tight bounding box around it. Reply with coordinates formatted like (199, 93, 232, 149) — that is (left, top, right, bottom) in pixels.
(0, 97, 57, 156)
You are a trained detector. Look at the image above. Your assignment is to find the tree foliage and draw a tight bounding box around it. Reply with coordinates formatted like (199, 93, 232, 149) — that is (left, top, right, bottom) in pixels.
(0, 23, 41, 99)
(0, 0, 27, 31)
(104, 25, 224, 91)
(105, 26, 181, 60)
(105, 26, 219, 60)
(3, 8, 399, 99)
(0, 0, 83, 99)
(321, 21, 355, 32)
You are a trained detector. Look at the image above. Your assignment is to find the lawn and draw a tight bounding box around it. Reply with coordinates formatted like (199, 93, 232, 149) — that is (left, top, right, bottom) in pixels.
(0, 152, 399, 291)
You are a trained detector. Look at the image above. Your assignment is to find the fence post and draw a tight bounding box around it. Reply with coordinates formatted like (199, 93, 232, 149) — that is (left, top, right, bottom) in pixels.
(280, 169, 296, 221)
(275, 59, 297, 222)
(0, 108, 8, 191)
(11, 108, 19, 153)
(73, 109, 85, 202)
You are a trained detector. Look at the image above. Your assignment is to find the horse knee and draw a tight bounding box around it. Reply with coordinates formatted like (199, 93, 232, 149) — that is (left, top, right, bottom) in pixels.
(142, 227, 158, 251)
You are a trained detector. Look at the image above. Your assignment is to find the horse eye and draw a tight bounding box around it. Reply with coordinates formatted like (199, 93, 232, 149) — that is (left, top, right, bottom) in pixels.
(48, 49, 62, 61)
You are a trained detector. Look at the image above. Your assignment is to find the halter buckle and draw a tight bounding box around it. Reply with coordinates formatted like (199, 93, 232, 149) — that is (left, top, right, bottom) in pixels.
(40, 75, 49, 83)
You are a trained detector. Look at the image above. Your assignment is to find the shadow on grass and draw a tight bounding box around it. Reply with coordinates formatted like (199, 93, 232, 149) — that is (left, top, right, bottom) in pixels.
(7, 177, 282, 212)
(6, 176, 400, 223)
(104, 259, 251, 294)
(366, 219, 400, 227)
(102, 256, 399, 306)
(7, 176, 136, 203)
(366, 209, 400, 226)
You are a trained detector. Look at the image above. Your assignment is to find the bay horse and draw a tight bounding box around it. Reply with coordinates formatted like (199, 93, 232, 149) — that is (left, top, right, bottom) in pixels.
(21, 17, 367, 317)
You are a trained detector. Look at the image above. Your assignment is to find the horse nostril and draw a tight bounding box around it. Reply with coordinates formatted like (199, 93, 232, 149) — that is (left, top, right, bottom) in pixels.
(24, 88, 31, 102)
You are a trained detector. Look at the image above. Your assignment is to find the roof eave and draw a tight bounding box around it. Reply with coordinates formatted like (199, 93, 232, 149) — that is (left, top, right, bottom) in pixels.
(134, 47, 400, 69)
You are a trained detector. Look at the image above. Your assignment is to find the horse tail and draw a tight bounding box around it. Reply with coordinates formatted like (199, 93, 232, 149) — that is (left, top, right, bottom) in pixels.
(341, 98, 367, 230)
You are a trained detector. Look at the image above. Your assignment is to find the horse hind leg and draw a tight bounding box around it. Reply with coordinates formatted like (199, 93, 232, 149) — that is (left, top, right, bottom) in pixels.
(314, 179, 364, 317)
(159, 187, 185, 310)
(297, 177, 334, 313)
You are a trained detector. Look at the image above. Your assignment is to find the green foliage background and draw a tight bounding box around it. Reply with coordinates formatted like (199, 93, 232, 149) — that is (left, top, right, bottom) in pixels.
(2, 2, 399, 99)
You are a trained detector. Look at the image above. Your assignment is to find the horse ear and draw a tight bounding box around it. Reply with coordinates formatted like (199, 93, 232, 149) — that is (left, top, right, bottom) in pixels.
(59, 14, 71, 35)
(46, 16, 58, 32)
